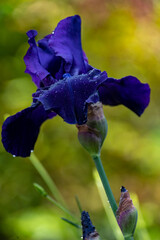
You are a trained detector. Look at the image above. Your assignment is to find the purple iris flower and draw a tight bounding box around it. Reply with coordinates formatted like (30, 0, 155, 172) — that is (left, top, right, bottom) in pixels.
(1, 15, 150, 157)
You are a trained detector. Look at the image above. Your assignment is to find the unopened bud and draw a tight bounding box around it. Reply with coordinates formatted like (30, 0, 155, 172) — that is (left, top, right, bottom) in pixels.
(33, 183, 48, 197)
(116, 186, 138, 238)
(81, 211, 100, 240)
(77, 102, 107, 157)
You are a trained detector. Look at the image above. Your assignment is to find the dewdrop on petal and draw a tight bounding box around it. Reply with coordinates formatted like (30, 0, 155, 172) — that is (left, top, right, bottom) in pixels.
(77, 102, 108, 157)
(116, 186, 138, 238)
(81, 211, 100, 240)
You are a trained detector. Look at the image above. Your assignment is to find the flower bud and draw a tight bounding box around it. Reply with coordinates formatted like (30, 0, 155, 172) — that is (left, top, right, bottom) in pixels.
(116, 186, 138, 239)
(81, 211, 100, 240)
(33, 183, 48, 197)
(76, 102, 108, 157)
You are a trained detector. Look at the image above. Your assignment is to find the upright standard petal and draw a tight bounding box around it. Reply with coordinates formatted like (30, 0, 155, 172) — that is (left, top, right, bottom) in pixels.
(49, 15, 87, 74)
(38, 35, 64, 81)
(24, 30, 50, 88)
(98, 76, 150, 116)
(35, 69, 108, 125)
(2, 104, 56, 157)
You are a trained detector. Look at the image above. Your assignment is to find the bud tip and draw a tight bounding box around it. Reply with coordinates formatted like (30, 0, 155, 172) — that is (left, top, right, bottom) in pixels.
(121, 186, 127, 192)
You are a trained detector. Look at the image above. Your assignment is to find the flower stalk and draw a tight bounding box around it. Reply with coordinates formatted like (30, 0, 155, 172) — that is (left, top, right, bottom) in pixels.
(77, 102, 117, 216)
(92, 155, 118, 216)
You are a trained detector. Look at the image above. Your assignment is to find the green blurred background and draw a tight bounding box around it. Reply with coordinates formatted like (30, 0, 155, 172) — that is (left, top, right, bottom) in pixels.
(0, 0, 160, 239)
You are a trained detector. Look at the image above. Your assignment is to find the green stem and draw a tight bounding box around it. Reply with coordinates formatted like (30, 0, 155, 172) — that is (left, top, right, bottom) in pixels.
(124, 237, 134, 240)
(75, 195, 82, 214)
(33, 183, 75, 220)
(92, 155, 118, 216)
(29, 153, 65, 206)
(46, 195, 75, 219)
(61, 218, 81, 229)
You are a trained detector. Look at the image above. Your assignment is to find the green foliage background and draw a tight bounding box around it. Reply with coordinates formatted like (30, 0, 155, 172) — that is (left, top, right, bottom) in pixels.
(0, 0, 160, 239)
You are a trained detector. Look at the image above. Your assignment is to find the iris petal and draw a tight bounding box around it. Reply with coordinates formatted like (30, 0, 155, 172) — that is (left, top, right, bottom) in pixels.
(2, 104, 56, 157)
(24, 30, 50, 88)
(49, 15, 87, 75)
(98, 76, 150, 116)
(38, 36, 64, 80)
(35, 69, 108, 124)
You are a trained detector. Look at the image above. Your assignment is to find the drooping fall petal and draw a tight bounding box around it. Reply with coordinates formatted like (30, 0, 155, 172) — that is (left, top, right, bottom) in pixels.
(2, 104, 56, 157)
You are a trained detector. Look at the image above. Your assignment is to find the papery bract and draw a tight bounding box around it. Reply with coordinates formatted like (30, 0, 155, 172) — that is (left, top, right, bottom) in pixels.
(116, 186, 138, 238)
(77, 102, 108, 157)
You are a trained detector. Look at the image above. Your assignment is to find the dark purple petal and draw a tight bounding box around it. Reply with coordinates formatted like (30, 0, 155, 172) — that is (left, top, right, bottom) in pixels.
(2, 104, 56, 157)
(40, 75, 57, 87)
(70, 69, 107, 124)
(49, 15, 87, 75)
(86, 92, 99, 104)
(98, 76, 150, 116)
(24, 30, 50, 87)
(35, 69, 108, 124)
(81, 211, 96, 240)
(38, 36, 64, 80)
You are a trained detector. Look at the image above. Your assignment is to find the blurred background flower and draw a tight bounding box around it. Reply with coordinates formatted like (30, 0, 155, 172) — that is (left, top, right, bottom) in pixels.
(0, 0, 159, 239)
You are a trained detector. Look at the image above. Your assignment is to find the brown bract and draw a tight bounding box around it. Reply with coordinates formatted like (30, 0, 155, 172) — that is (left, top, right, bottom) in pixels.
(85, 230, 100, 240)
(116, 190, 134, 222)
(87, 102, 104, 122)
